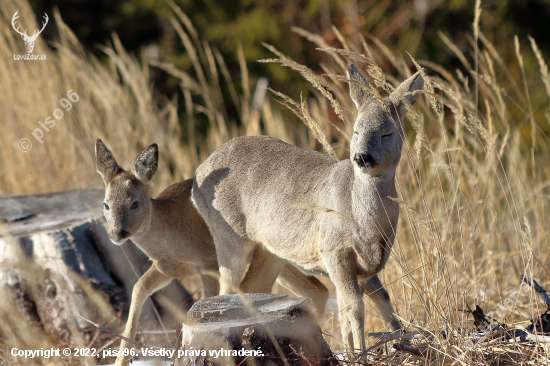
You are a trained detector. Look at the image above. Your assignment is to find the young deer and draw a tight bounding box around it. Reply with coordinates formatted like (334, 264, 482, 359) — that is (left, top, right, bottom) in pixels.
(191, 64, 424, 356)
(95, 140, 329, 366)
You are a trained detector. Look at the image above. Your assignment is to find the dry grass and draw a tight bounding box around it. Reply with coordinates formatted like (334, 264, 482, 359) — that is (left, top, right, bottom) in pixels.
(2, 0, 550, 364)
(270, 17, 550, 366)
(275, 25, 550, 364)
(0, 0, 315, 197)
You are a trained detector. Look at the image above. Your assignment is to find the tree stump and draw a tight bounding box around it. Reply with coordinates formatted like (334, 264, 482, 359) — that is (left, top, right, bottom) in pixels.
(175, 294, 338, 366)
(0, 188, 193, 346)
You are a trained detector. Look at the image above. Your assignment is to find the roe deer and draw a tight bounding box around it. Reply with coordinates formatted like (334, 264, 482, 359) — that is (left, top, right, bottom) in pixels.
(191, 64, 424, 356)
(95, 139, 329, 366)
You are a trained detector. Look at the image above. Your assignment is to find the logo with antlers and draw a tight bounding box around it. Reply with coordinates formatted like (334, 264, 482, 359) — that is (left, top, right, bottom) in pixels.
(11, 11, 49, 54)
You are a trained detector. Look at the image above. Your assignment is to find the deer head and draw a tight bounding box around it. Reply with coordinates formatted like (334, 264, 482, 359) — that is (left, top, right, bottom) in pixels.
(11, 11, 49, 54)
(96, 139, 158, 245)
(347, 63, 424, 176)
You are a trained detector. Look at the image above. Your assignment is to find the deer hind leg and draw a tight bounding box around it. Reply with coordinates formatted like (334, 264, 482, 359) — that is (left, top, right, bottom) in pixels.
(156, 261, 220, 299)
(116, 264, 172, 366)
(277, 264, 329, 318)
(240, 245, 286, 293)
(360, 275, 401, 331)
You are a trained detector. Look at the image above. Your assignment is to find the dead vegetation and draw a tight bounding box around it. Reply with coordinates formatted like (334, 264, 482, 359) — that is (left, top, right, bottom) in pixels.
(365, 276, 550, 365)
(2, 0, 550, 364)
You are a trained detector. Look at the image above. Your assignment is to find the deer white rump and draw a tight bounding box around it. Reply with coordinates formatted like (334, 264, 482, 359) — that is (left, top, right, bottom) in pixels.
(192, 64, 424, 356)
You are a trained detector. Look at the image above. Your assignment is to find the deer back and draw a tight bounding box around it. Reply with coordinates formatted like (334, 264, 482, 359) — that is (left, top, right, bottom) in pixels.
(192, 64, 424, 273)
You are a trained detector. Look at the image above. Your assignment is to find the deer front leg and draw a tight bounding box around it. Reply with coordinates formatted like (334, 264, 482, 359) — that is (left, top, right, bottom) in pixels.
(361, 275, 401, 331)
(323, 249, 365, 358)
(213, 234, 256, 295)
(115, 264, 172, 366)
(199, 261, 221, 298)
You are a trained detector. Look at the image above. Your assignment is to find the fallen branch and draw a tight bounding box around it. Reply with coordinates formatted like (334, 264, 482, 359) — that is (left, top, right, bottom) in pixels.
(367, 330, 446, 342)
(367, 330, 422, 341)
(365, 276, 550, 365)
(366, 330, 411, 354)
(521, 275, 550, 309)
(393, 342, 456, 365)
(137, 329, 178, 335)
(518, 333, 550, 343)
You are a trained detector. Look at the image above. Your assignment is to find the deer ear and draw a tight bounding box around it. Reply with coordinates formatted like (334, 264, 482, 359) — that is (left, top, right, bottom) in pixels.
(347, 63, 373, 109)
(132, 144, 159, 184)
(95, 139, 122, 184)
(389, 71, 424, 119)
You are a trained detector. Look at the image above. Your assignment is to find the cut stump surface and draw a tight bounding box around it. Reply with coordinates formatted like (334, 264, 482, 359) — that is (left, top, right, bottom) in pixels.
(176, 293, 338, 366)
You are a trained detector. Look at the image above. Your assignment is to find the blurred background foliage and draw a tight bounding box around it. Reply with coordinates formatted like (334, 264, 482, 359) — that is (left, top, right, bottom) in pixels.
(4, 0, 550, 358)
(26, 0, 550, 142)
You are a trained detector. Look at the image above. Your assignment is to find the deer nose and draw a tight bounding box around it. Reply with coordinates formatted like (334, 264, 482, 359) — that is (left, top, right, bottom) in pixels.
(354, 153, 376, 168)
(113, 229, 131, 241)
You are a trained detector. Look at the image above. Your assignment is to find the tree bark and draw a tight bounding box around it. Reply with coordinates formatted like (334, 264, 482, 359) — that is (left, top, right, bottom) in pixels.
(0, 188, 193, 346)
(175, 293, 338, 366)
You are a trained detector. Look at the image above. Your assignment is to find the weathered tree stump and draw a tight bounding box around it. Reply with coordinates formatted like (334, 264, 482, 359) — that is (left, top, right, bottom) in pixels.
(175, 294, 338, 366)
(0, 189, 193, 345)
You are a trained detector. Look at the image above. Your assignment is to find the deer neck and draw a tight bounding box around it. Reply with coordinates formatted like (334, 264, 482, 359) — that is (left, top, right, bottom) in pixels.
(353, 168, 396, 195)
(127, 199, 166, 258)
(350, 169, 398, 226)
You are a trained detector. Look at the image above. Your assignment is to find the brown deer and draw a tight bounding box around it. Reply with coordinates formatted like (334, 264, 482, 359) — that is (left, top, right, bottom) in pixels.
(95, 139, 329, 366)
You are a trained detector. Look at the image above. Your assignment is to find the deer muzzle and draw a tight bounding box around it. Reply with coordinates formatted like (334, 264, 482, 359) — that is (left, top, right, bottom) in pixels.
(353, 153, 377, 170)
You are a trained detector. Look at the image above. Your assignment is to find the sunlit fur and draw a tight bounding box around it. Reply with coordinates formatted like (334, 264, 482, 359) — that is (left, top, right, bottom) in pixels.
(191, 64, 424, 357)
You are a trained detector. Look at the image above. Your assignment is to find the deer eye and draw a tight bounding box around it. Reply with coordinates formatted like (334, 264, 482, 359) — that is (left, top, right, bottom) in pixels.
(104, 203, 110, 211)
(130, 201, 139, 210)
